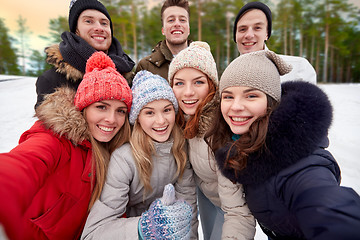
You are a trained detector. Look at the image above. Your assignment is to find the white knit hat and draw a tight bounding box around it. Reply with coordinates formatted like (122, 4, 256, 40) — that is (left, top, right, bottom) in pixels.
(129, 70, 178, 125)
(168, 41, 218, 86)
(219, 50, 292, 101)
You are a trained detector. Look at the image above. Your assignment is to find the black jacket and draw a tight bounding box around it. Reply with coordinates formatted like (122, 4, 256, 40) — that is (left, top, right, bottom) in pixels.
(216, 81, 360, 240)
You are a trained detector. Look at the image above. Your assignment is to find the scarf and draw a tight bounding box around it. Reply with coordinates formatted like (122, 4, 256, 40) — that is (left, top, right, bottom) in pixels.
(59, 31, 135, 74)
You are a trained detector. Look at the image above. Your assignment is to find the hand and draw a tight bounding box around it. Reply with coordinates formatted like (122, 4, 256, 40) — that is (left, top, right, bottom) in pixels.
(139, 184, 192, 239)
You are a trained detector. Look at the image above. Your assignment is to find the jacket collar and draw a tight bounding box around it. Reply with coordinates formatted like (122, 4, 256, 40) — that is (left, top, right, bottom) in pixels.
(45, 44, 84, 82)
(35, 87, 90, 146)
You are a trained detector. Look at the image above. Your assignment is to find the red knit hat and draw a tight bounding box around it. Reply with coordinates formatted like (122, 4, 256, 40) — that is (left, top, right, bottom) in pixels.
(74, 51, 132, 111)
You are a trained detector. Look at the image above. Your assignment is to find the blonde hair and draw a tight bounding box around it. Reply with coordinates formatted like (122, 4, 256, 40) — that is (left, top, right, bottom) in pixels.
(130, 119, 187, 195)
(87, 114, 131, 209)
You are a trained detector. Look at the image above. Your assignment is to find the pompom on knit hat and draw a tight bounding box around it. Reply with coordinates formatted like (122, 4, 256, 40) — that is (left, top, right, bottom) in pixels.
(74, 51, 132, 111)
(129, 70, 178, 125)
(69, 0, 113, 35)
(233, 1, 272, 42)
(220, 50, 292, 102)
(168, 41, 218, 87)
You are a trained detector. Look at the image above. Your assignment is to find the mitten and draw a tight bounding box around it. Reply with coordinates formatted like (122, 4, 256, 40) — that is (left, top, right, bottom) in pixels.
(139, 184, 192, 240)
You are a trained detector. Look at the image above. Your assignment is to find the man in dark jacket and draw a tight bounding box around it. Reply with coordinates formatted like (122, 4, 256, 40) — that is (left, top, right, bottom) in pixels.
(35, 0, 135, 108)
(135, 0, 191, 81)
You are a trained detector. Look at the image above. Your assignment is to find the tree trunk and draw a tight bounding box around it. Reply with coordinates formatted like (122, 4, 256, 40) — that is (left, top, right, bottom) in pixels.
(131, 2, 138, 62)
(198, 0, 202, 41)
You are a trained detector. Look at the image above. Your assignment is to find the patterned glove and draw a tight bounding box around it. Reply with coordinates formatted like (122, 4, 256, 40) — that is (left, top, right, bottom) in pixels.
(139, 184, 192, 240)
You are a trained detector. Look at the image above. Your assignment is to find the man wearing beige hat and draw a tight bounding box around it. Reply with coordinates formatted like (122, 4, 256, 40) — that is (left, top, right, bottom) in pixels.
(233, 1, 316, 84)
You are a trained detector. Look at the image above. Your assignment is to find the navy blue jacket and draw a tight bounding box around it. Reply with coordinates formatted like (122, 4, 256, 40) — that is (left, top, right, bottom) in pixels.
(216, 81, 360, 240)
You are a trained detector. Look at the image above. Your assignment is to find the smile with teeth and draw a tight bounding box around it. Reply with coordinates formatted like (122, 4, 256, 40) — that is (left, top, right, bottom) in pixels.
(98, 125, 115, 132)
(153, 126, 168, 132)
(172, 30, 183, 34)
(93, 36, 105, 40)
(243, 42, 256, 46)
(231, 116, 251, 122)
(183, 100, 198, 104)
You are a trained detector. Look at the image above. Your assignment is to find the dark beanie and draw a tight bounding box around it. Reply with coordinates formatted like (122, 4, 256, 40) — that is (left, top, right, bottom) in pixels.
(233, 1, 272, 42)
(68, 0, 113, 35)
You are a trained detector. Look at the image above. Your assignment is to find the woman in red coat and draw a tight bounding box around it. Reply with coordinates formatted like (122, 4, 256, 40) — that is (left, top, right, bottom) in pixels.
(0, 52, 132, 240)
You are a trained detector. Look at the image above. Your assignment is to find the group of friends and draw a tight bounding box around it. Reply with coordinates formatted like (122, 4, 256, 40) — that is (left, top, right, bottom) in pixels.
(1, 0, 360, 239)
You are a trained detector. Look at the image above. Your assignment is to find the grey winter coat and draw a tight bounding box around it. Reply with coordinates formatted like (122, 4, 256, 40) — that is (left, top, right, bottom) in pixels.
(81, 141, 197, 240)
(188, 94, 256, 239)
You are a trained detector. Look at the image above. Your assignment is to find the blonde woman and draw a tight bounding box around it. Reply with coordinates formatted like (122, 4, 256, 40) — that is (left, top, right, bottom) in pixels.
(81, 70, 197, 240)
(0, 51, 132, 240)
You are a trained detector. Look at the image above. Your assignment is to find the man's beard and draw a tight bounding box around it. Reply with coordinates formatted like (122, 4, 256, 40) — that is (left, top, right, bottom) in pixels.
(166, 38, 187, 46)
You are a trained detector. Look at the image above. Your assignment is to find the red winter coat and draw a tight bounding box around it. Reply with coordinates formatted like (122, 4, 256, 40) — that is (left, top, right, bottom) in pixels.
(0, 87, 94, 240)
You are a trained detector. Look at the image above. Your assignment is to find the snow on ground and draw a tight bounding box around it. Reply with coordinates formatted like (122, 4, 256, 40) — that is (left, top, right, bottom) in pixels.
(0, 75, 359, 239)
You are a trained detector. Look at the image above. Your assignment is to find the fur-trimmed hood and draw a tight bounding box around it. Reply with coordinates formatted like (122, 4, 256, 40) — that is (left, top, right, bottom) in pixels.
(216, 81, 333, 185)
(35, 87, 89, 145)
(45, 44, 84, 82)
(196, 89, 220, 137)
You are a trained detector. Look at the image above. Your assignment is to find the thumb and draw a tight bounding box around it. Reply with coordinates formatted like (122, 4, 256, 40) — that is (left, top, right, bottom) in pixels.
(160, 183, 176, 206)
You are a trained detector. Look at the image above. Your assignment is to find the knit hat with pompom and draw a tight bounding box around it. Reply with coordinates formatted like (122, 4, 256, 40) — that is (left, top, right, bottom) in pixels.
(168, 41, 218, 87)
(74, 51, 132, 111)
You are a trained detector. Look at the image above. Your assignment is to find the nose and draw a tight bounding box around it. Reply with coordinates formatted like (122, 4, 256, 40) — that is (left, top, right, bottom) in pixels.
(244, 28, 254, 39)
(155, 113, 166, 125)
(184, 84, 195, 97)
(174, 18, 181, 26)
(105, 111, 115, 123)
(230, 98, 245, 111)
(94, 21, 104, 32)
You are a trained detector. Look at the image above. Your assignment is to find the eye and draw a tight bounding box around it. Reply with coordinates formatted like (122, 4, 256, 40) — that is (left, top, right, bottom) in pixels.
(164, 106, 174, 113)
(117, 108, 127, 115)
(85, 19, 93, 24)
(238, 27, 246, 33)
(174, 81, 184, 86)
(222, 94, 233, 100)
(195, 80, 206, 85)
(145, 110, 154, 115)
(246, 92, 260, 99)
(101, 21, 109, 26)
(96, 105, 106, 110)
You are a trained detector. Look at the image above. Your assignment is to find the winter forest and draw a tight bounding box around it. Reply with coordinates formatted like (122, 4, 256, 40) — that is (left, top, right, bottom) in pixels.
(1, 0, 360, 82)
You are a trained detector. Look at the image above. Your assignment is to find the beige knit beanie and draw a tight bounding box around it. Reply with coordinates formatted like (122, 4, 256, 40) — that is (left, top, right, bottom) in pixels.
(219, 50, 292, 101)
(168, 41, 218, 87)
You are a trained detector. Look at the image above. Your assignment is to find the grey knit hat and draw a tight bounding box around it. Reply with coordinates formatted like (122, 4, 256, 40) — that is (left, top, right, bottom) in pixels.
(129, 70, 178, 125)
(219, 50, 292, 102)
(168, 41, 218, 87)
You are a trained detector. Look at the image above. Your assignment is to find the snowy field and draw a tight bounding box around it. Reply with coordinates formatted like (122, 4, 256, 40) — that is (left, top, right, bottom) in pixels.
(0, 75, 359, 239)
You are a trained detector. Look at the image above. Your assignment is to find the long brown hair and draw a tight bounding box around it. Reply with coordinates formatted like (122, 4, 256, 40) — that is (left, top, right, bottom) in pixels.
(175, 78, 216, 139)
(205, 95, 278, 177)
(86, 114, 131, 209)
(130, 119, 187, 195)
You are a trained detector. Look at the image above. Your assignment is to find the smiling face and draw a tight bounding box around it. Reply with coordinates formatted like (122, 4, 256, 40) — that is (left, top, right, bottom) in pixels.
(161, 6, 190, 47)
(137, 99, 175, 142)
(172, 68, 210, 116)
(235, 9, 268, 54)
(85, 100, 127, 142)
(221, 86, 267, 135)
(76, 9, 112, 52)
